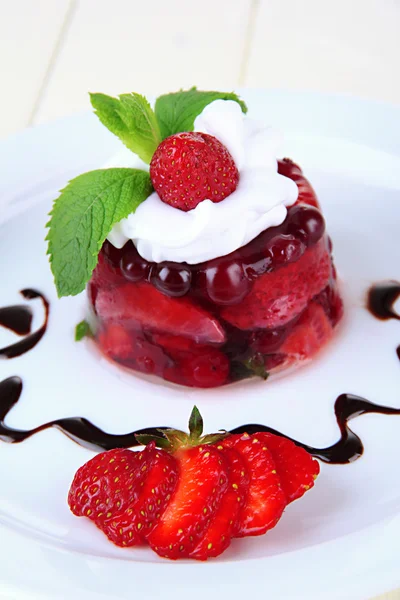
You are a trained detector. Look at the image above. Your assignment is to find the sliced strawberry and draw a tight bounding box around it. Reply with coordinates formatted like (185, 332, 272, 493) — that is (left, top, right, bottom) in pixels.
(148, 446, 229, 559)
(151, 333, 204, 353)
(100, 446, 178, 547)
(190, 446, 250, 560)
(222, 434, 287, 537)
(68, 447, 148, 525)
(98, 323, 171, 376)
(278, 159, 320, 209)
(96, 282, 226, 345)
(221, 238, 331, 330)
(280, 300, 333, 361)
(98, 323, 134, 361)
(256, 433, 320, 503)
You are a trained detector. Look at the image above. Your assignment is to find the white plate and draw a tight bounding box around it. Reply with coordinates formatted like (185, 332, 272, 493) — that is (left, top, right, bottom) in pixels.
(0, 90, 400, 600)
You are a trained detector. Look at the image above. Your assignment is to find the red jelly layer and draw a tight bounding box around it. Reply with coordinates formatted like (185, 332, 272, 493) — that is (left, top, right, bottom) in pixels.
(87, 160, 343, 387)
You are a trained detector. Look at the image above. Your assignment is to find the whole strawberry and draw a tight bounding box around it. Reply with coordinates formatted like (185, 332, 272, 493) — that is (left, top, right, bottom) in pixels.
(150, 132, 239, 211)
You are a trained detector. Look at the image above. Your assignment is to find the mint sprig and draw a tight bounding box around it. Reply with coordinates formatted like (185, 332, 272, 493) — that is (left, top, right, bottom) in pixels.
(155, 87, 248, 140)
(90, 93, 162, 164)
(46, 168, 152, 297)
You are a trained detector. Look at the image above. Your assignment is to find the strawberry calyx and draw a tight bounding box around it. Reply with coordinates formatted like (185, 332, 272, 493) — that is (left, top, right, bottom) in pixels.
(135, 406, 228, 453)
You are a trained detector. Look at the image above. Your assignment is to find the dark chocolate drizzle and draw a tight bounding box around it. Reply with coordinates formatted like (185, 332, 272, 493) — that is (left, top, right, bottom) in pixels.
(367, 280, 400, 321)
(0, 305, 33, 335)
(0, 377, 164, 452)
(0, 290, 49, 359)
(1, 376, 399, 462)
(0, 283, 399, 463)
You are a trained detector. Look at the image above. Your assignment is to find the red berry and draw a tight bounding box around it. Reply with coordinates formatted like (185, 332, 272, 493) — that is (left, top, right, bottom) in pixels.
(222, 434, 287, 537)
(68, 448, 148, 525)
(280, 300, 333, 360)
(96, 282, 226, 345)
(150, 132, 239, 211)
(147, 446, 230, 559)
(256, 433, 320, 503)
(150, 262, 192, 297)
(190, 446, 250, 559)
(100, 446, 179, 546)
(221, 238, 331, 330)
(278, 158, 320, 209)
(205, 261, 252, 305)
(180, 348, 230, 388)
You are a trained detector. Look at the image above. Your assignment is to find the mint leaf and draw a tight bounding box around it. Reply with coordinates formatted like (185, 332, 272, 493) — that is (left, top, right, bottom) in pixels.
(90, 93, 162, 164)
(46, 168, 152, 297)
(154, 87, 248, 139)
(75, 320, 92, 341)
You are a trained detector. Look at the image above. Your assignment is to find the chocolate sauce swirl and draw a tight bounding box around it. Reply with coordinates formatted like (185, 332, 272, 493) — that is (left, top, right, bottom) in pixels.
(1, 376, 399, 462)
(0, 290, 49, 359)
(367, 281, 400, 321)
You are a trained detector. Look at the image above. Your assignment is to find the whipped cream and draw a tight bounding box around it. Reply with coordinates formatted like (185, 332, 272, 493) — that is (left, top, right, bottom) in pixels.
(107, 100, 298, 264)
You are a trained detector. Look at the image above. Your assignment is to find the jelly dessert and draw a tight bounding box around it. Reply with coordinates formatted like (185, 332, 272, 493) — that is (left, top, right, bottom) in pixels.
(46, 87, 343, 388)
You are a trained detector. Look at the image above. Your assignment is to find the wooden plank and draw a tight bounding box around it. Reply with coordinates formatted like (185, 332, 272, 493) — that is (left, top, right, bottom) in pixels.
(33, 0, 252, 124)
(0, 0, 71, 137)
(245, 0, 400, 103)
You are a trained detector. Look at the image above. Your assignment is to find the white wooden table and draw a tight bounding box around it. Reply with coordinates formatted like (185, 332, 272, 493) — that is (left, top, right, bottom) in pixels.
(0, 1, 399, 598)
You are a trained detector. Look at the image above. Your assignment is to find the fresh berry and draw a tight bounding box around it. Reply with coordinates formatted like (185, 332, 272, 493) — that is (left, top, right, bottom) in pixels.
(256, 433, 320, 502)
(100, 445, 179, 547)
(150, 132, 239, 211)
(96, 282, 226, 345)
(120, 242, 150, 282)
(98, 323, 171, 376)
(315, 283, 344, 327)
(68, 447, 149, 525)
(221, 238, 331, 330)
(280, 300, 333, 360)
(286, 205, 326, 247)
(148, 445, 229, 558)
(165, 347, 230, 388)
(190, 446, 250, 559)
(98, 323, 134, 361)
(278, 158, 320, 209)
(222, 433, 287, 537)
(150, 262, 192, 297)
(204, 260, 252, 306)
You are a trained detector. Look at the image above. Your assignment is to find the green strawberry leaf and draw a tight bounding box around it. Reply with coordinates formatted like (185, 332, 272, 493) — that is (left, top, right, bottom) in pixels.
(74, 319, 93, 342)
(154, 87, 248, 140)
(188, 405, 203, 440)
(90, 92, 162, 164)
(46, 168, 153, 298)
(135, 433, 172, 450)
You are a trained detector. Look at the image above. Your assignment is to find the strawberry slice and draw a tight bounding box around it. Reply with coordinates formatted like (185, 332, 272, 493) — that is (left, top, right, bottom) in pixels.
(96, 282, 226, 345)
(100, 446, 178, 547)
(256, 433, 320, 503)
(147, 446, 229, 559)
(98, 323, 171, 376)
(278, 159, 320, 209)
(190, 446, 250, 559)
(221, 238, 331, 330)
(222, 434, 287, 537)
(68, 447, 149, 526)
(280, 301, 333, 360)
